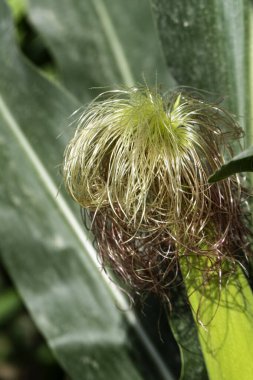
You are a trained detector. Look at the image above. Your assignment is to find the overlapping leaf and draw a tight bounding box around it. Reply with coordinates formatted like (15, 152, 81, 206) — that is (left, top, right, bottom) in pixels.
(0, 1, 175, 379)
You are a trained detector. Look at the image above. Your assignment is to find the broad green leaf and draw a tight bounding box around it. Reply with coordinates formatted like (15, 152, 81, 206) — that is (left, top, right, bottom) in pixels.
(0, 2, 175, 379)
(26, 0, 174, 102)
(208, 146, 253, 182)
(151, 0, 250, 136)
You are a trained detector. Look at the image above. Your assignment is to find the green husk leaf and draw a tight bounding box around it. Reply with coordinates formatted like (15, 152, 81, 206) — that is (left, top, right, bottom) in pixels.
(182, 261, 253, 380)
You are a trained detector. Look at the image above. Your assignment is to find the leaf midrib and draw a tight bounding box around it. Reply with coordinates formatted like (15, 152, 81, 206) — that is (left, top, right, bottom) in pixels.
(92, 0, 135, 87)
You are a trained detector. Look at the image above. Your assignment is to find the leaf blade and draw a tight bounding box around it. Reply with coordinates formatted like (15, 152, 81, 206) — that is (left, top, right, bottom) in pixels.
(27, 0, 174, 101)
(0, 1, 175, 379)
(151, 0, 250, 133)
(208, 146, 253, 182)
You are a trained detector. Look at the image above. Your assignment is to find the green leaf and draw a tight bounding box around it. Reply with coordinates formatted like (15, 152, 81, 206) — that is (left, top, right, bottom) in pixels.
(26, 0, 174, 102)
(169, 300, 208, 380)
(151, 0, 250, 135)
(150, 1, 252, 378)
(0, 1, 175, 379)
(208, 146, 253, 182)
(182, 260, 253, 380)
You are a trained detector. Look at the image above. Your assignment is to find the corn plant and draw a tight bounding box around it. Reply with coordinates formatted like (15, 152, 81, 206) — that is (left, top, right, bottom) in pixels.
(0, 1, 253, 380)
